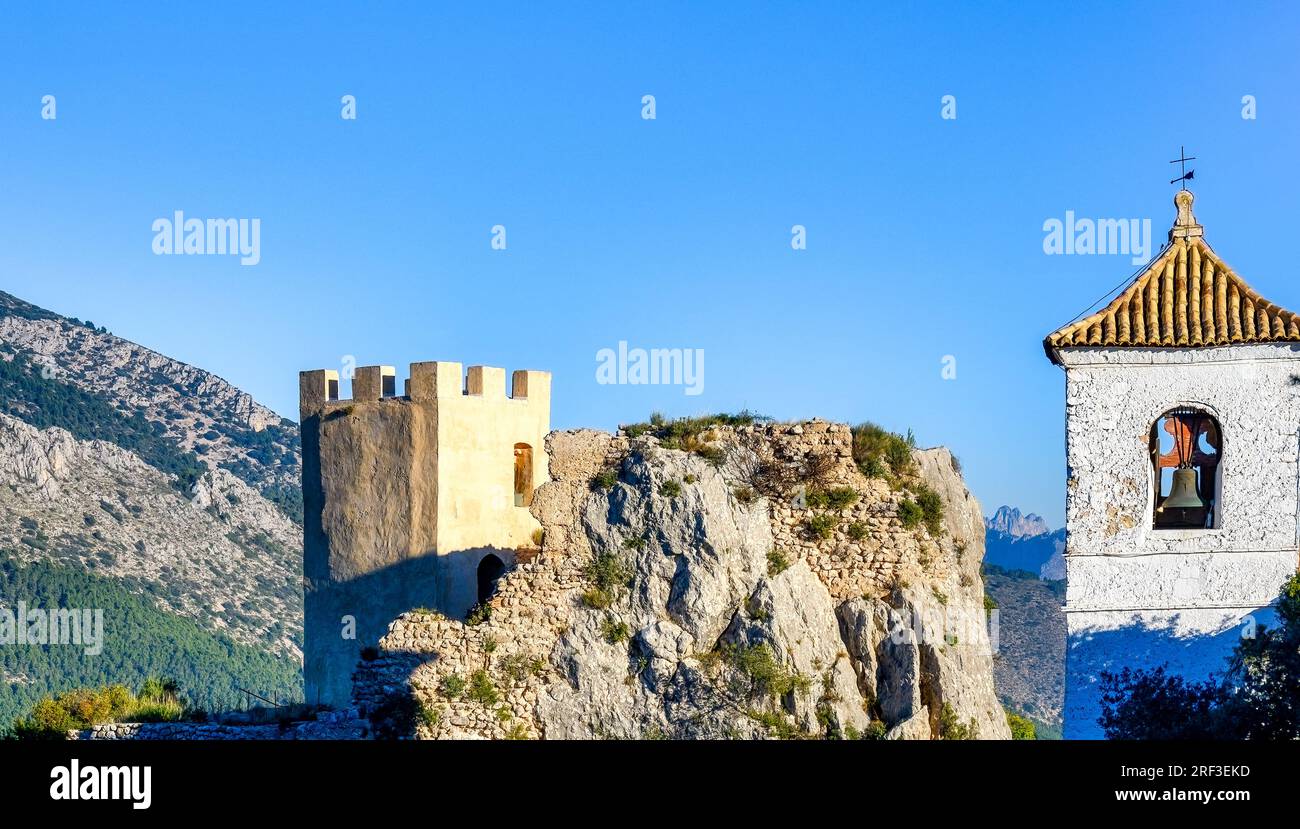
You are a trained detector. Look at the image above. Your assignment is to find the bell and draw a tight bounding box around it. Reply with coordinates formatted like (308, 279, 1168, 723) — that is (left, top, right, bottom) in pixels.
(1163, 467, 1205, 510)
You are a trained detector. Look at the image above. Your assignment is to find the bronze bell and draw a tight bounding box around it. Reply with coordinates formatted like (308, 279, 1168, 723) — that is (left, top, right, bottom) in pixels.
(1164, 467, 1205, 510)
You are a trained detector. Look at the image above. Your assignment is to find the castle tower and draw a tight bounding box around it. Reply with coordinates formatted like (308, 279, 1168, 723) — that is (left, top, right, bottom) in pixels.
(1044, 191, 1300, 738)
(298, 361, 551, 707)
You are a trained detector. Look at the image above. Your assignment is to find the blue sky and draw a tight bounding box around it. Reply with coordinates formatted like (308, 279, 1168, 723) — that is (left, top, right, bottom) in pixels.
(2, 2, 1298, 527)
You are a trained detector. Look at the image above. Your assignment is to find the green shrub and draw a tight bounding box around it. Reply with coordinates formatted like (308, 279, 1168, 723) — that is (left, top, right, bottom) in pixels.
(591, 468, 618, 491)
(659, 480, 682, 498)
(897, 499, 923, 528)
(1006, 709, 1036, 740)
(850, 422, 916, 478)
(938, 702, 979, 740)
(844, 721, 888, 740)
(694, 444, 726, 468)
(600, 616, 631, 645)
(733, 486, 757, 506)
(621, 411, 769, 444)
(824, 487, 859, 510)
(766, 549, 791, 577)
(846, 521, 869, 541)
(466, 670, 499, 706)
(438, 673, 466, 699)
(722, 643, 812, 700)
(804, 514, 839, 540)
(498, 653, 545, 682)
(914, 484, 945, 535)
(581, 588, 615, 609)
(466, 602, 491, 626)
(10, 678, 186, 739)
(418, 703, 441, 729)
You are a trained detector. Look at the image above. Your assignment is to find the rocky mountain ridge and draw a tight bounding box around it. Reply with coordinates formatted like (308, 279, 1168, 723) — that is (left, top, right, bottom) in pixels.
(0, 289, 304, 716)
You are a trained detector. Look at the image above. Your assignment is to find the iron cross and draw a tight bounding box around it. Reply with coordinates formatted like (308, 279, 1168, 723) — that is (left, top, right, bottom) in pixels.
(1169, 146, 1197, 189)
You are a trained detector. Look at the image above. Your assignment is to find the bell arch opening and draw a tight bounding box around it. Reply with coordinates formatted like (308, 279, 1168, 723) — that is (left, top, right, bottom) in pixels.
(1149, 406, 1220, 530)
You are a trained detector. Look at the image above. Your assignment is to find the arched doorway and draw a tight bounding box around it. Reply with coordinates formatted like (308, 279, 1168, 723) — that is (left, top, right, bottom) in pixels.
(514, 443, 534, 507)
(477, 554, 506, 604)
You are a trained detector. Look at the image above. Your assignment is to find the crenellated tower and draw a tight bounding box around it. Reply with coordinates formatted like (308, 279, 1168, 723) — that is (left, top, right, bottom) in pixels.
(298, 361, 551, 707)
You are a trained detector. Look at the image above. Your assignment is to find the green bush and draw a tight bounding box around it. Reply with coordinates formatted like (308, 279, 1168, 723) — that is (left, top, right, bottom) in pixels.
(766, 549, 791, 577)
(733, 486, 758, 506)
(591, 468, 618, 491)
(938, 702, 979, 740)
(1006, 709, 1036, 740)
(897, 499, 923, 528)
(498, 654, 545, 683)
(804, 514, 839, 540)
(600, 616, 631, 645)
(581, 588, 615, 609)
(438, 674, 466, 699)
(850, 422, 916, 478)
(10, 678, 187, 739)
(466, 602, 491, 626)
(846, 521, 869, 541)
(914, 484, 945, 535)
(659, 480, 682, 498)
(466, 670, 499, 706)
(721, 643, 812, 700)
(821, 487, 859, 510)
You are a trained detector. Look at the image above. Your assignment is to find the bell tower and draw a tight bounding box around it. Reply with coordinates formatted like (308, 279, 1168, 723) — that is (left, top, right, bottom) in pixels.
(1043, 191, 1300, 738)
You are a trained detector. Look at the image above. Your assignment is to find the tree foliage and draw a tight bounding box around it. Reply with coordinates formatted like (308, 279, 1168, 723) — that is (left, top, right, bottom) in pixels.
(1099, 573, 1300, 739)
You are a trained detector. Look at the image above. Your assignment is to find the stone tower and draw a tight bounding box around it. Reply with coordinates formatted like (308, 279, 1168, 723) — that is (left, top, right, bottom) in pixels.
(1044, 191, 1300, 738)
(298, 361, 551, 707)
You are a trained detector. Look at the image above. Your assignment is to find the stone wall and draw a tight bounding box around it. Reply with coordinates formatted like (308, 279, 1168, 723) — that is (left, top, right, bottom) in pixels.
(71, 709, 367, 740)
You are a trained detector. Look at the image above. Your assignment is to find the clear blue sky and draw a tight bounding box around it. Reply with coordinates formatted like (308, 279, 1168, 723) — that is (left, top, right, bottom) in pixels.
(2, 2, 1298, 527)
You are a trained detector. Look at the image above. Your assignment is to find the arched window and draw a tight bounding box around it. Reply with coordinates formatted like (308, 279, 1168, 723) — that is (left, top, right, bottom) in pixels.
(514, 443, 533, 507)
(477, 554, 506, 604)
(1150, 407, 1220, 529)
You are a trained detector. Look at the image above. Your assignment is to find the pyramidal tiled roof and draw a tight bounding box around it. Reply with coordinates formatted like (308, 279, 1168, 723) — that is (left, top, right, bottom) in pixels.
(1044, 190, 1300, 363)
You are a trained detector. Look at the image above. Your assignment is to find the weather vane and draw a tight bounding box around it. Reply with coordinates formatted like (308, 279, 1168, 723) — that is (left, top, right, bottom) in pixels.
(1170, 145, 1196, 189)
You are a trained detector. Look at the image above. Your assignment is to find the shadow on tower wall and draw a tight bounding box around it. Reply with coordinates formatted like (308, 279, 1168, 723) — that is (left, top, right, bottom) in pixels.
(1064, 605, 1276, 739)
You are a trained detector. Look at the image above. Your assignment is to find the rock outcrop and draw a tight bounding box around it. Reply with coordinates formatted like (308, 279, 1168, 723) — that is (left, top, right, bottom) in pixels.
(354, 421, 1009, 739)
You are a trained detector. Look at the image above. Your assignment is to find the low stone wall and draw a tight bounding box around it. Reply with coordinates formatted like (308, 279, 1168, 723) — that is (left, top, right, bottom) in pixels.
(70, 709, 368, 740)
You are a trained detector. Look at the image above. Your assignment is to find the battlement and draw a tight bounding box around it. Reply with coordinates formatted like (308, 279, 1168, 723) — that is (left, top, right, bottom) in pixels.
(298, 361, 551, 418)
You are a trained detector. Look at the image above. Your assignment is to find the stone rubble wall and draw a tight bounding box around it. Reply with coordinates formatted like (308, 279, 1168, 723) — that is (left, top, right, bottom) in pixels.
(70, 709, 367, 740)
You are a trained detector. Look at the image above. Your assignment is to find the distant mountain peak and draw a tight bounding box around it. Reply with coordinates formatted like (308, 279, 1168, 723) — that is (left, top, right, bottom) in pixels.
(985, 505, 1051, 539)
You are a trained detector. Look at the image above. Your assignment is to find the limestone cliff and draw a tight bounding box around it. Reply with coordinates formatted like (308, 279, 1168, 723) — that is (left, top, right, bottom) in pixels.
(354, 421, 1009, 739)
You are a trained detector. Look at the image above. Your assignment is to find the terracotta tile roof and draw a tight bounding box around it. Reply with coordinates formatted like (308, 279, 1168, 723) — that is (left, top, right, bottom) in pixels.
(1044, 191, 1300, 363)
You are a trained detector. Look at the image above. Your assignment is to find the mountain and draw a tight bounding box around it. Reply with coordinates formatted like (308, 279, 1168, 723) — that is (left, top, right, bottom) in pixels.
(0, 290, 303, 727)
(984, 564, 1065, 733)
(983, 505, 1065, 577)
(985, 505, 1050, 539)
